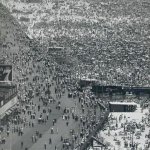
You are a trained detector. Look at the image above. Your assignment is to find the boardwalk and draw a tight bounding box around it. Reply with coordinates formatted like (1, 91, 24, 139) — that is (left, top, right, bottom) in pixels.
(80, 111, 109, 150)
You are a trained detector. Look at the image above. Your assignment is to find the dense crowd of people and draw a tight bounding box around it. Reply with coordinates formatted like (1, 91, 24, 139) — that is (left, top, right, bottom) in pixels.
(0, 47, 108, 150)
(2, 0, 149, 87)
(0, 8, 108, 148)
(0, 0, 150, 150)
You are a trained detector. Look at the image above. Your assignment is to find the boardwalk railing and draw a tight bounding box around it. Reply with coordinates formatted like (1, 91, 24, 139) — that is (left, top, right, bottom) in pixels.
(79, 110, 109, 150)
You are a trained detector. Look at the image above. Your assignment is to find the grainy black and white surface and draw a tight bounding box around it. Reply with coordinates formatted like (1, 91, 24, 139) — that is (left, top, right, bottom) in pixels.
(0, 0, 150, 150)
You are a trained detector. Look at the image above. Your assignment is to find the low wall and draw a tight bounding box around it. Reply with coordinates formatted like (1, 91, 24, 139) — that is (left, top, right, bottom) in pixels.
(0, 96, 18, 119)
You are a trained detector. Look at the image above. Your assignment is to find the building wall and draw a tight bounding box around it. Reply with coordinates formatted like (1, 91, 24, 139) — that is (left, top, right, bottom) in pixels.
(109, 104, 125, 112)
(109, 104, 136, 112)
(0, 86, 17, 107)
(0, 96, 18, 118)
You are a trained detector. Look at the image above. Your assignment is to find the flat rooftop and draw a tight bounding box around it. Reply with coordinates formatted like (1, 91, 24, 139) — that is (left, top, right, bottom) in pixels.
(109, 102, 137, 105)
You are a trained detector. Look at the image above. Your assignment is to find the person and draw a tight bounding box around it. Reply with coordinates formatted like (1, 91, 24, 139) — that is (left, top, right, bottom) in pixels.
(32, 135, 34, 143)
(44, 143, 47, 150)
(46, 114, 49, 120)
(49, 138, 52, 144)
(66, 121, 69, 126)
(53, 119, 55, 126)
(51, 128, 54, 134)
(61, 136, 63, 141)
(21, 141, 23, 147)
